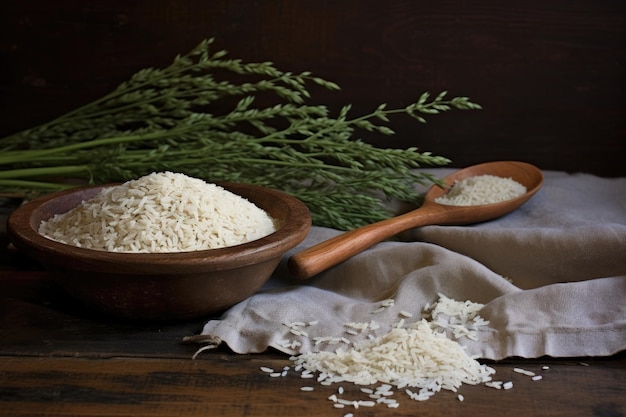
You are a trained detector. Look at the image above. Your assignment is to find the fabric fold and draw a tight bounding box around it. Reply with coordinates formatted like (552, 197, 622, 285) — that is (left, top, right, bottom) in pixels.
(199, 171, 626, 359)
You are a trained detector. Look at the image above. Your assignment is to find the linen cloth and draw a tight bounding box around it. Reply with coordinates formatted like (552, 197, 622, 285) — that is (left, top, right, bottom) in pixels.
(198, 170, 626, 360)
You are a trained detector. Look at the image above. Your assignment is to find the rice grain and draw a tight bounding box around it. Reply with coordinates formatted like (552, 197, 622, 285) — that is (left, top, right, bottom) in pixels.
(435, 174, 526, 206)
(39, 172, 276, 252)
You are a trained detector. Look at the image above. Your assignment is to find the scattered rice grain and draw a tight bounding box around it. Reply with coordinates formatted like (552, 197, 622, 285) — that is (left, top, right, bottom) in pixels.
(513, 367, 536, 377)
(381, 299, 395, 307)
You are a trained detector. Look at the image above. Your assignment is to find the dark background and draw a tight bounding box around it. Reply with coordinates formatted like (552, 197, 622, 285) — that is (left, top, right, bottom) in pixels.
(1, 0, 625, 176)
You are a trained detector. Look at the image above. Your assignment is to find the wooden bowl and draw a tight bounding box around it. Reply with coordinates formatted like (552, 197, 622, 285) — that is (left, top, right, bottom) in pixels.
(7, 182, 311, 321)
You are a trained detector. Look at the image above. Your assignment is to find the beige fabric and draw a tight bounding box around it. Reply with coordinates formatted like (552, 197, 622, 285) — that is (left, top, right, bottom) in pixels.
(199, 171, 626, 360)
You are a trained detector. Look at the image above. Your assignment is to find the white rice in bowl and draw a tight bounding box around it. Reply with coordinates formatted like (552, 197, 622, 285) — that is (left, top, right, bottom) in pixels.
(38, 172, 277, 253)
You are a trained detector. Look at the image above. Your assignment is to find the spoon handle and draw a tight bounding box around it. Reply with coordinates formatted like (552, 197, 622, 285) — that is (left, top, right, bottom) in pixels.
(288, 204, 446, 279)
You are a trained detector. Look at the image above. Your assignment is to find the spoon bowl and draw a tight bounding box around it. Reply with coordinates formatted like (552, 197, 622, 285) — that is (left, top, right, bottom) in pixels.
(288, 160, 543, 279)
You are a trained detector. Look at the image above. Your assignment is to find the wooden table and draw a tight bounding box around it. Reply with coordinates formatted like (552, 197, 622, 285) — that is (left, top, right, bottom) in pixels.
(1, 242, 625, 416)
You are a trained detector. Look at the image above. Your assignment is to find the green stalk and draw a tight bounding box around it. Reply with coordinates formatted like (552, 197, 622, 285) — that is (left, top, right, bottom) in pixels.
(0, 130, 176, 165)
(0, 179, 75, 190)
(0, 37, 481, 230)
(0, 165, 91, 179)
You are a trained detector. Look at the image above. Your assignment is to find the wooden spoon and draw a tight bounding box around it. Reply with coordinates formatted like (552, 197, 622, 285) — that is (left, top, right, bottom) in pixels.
(288, 160, 543, 279)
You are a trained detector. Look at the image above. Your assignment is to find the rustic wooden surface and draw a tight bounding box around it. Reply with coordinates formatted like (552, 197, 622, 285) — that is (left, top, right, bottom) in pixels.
(1, 0, 625, 176)
(1, 354, 624, 417)
(1, 265, 625, 416)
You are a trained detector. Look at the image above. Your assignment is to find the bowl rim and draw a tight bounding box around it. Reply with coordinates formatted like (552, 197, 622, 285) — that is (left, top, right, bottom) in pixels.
(7, 181, 311, 274)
